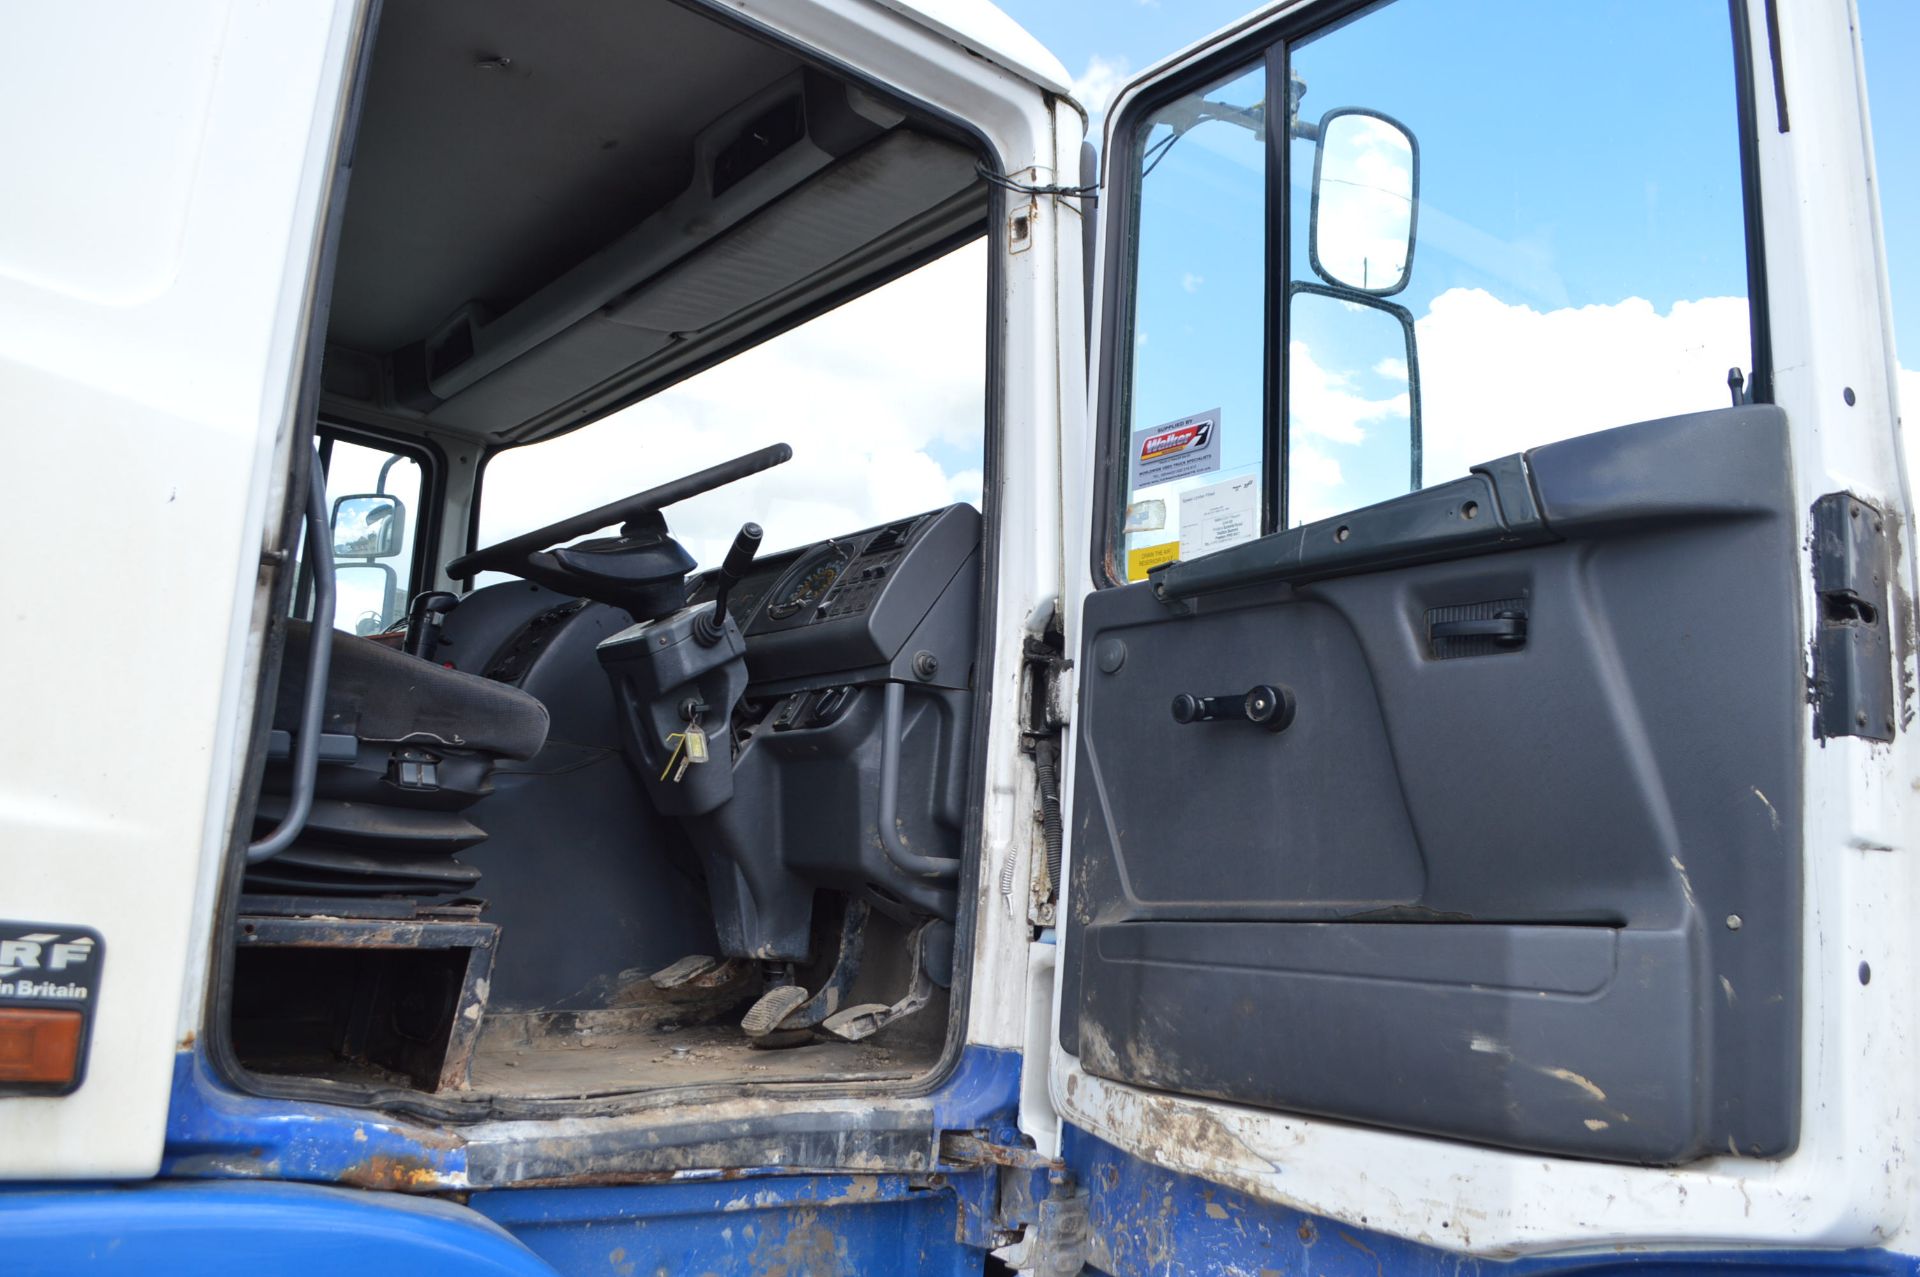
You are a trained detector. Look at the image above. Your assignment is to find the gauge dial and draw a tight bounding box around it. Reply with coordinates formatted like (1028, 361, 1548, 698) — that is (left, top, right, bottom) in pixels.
(766, 552, 846, 619)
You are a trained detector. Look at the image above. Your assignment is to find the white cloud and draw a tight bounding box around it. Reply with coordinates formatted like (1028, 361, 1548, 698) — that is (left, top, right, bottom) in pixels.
(1286, 288, 1753, 525)
(1180, 272, 1204, 294)
(1414, 288, 1750, 484)
(1285, 333, 1413, 523)
(478, 241, 986, 573)
(1071, 54, 1130, 118)
(1287, 337, 1408, 447)
(1288, 444, 1346, 525)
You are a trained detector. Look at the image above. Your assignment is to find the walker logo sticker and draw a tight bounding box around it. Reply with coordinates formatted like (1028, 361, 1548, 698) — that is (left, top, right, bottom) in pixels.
(1131, 409, 1222, 488)
(0, 922, 101, 1003)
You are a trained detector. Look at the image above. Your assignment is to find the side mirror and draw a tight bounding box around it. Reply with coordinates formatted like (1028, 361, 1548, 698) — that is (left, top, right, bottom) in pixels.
(331, 493, 405, 559)
(1285, 282, 1421, 522)
(1310, 108, 1418, 296)
(334, 562, 400, 635)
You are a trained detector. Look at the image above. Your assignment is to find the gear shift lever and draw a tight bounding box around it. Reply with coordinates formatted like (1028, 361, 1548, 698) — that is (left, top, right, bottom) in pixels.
(695, 522, 762, 646)
(403, 590, 460, 661)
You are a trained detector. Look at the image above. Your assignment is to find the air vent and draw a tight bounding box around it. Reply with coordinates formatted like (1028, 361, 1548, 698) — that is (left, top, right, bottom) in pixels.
(865, 517, 922, 555)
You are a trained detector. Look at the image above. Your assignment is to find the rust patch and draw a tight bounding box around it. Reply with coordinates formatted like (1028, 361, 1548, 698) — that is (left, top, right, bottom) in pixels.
(342, 1154, 449, 1193)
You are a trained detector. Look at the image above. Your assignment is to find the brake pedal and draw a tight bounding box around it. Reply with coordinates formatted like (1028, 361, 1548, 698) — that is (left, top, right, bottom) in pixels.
(741, 983, 810, 1040)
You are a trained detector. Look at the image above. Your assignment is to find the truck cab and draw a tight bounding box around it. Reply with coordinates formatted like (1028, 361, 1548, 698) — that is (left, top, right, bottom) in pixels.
(1, 0, 1913, 1272)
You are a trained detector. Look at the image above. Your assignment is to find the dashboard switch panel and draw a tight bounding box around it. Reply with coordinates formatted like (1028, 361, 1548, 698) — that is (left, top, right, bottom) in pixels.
(739, 504, 979, 685)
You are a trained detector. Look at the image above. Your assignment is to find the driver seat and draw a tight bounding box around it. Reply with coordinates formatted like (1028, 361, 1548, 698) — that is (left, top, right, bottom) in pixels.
(244, 619, 550, 901)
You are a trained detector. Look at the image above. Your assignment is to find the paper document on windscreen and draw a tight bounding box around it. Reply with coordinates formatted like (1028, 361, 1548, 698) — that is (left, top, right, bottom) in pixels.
(1177, 473, 1259, 561)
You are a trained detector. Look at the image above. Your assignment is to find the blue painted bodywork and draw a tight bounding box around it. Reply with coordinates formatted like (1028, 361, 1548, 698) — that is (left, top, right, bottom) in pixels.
(471, 1173, 980, 1275)
(159, 1043, 1024, 1193)
(0, 1180, 556, 1275)
(7, 1045, 1910, 1274)
(1065, 1127, 1920, 1277)
(161, 1048, 467, 1191)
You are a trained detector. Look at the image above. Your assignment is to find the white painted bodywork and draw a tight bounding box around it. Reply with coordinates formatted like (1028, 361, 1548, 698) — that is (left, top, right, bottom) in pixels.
(0, 0, 1078, 1183)
(0, 0, 367, 1177)
(1052, 0, 1920, 1258)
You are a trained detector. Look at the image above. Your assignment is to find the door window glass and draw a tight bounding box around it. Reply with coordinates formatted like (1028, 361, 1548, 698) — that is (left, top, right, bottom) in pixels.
(1118, 62, 1267, 582)
(1108, 0, 1753, 573)
(1282, 0, 1750, 525)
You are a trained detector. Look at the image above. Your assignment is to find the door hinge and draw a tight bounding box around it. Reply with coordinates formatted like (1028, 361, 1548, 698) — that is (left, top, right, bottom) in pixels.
(1811, 492, 1896, 741)
(939, 1132, 1088, 1275)
(1023, 634, 1072, 735)
(1019, 619, 1071, 926)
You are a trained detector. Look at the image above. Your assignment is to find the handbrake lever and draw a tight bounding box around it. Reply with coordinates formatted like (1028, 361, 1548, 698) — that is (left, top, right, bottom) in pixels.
(694, 522, 762, 646)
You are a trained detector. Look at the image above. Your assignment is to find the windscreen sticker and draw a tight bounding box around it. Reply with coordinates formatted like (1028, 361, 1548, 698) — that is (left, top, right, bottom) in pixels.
(1178, 473, 1260, 561)
(1126, 541, 1180, 582)
(1131, 409, 1221, 489)
(1123, 498, 1167, 534)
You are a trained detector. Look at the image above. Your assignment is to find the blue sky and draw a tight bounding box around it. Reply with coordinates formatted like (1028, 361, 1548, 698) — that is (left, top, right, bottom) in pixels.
(1002, 0, 1917, 408)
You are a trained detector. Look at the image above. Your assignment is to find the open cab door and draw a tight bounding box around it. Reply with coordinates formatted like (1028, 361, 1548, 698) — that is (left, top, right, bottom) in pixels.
(1053, 0, 1918, 1268)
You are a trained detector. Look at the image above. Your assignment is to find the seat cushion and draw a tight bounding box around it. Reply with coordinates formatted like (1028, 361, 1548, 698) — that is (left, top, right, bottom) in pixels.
(276, 619, 550, 761)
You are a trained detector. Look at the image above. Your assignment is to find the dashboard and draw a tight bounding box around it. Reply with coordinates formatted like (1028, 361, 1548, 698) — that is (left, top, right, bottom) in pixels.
(475, 503, 980, 699)
(697, 503, 980, 688)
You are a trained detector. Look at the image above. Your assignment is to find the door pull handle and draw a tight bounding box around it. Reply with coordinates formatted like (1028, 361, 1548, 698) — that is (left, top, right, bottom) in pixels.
(1170, 684, 1296, 733)
(1429, 611, 1528, 645)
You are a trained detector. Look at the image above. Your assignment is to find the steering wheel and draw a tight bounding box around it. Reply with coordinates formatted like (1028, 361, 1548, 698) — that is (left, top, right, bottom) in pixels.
(446, 442, 791, 608)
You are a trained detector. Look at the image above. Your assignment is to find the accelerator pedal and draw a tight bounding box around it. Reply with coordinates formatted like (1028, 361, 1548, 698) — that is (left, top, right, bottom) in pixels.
(820, 1002, 893, 1042)
(822, 919, 936, 1043)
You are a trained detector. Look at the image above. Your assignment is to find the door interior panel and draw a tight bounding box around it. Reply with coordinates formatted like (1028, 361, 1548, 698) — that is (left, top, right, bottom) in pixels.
(1064, 406, 1802, 1164)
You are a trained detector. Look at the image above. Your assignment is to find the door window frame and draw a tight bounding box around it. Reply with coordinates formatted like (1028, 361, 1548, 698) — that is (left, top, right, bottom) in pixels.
(1088, 0, 1776, 588)
(300, 421, 445, 625)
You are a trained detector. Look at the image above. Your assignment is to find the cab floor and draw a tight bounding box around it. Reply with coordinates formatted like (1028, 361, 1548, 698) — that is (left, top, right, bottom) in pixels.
(463, 1003, 943, 1099)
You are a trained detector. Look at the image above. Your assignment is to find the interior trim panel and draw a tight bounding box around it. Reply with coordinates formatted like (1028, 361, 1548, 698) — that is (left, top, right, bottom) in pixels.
(1065, 406, 1803, 1164)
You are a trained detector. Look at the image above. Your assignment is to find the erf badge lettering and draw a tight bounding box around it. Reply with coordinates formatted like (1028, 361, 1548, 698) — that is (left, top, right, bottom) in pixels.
(0, 921, 105, 1095)
(0, 932, 97, 1000)
(1131, 408, 1222, 488)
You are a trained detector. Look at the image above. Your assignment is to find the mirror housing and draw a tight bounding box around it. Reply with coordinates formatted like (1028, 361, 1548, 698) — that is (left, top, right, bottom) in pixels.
(331, 493, 405, 560)
(1285, 281, 1422, 521)
(334, 562, 400, 636)
(1310, 108, 1419, 296)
